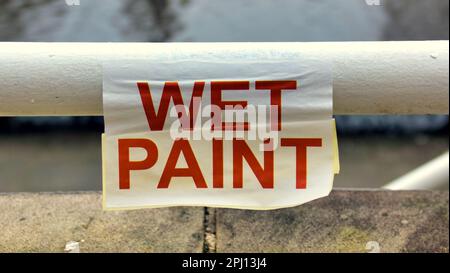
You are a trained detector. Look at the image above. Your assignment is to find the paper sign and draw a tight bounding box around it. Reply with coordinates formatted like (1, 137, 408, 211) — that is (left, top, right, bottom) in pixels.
(102, 43, 338, 210)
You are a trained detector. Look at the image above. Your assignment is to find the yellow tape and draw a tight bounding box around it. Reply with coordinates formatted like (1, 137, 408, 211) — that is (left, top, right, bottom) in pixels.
(332, 119, 340, 174)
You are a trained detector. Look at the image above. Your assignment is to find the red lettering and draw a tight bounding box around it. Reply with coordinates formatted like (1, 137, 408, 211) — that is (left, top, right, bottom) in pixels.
(158, 139, 207, 188)
(212, 139, 224, 188)
(280, 138, 322, 189)
(210, 81, 250, 131)
(233, 139, 274, 189)
(137, 81, 204, 131)
(255, 80, 297, 131)
(118, 139, 158, 190)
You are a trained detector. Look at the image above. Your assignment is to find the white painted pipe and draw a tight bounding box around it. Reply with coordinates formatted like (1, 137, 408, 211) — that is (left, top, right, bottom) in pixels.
(383, 151, 449, 190)
(0, 41, 448, 116)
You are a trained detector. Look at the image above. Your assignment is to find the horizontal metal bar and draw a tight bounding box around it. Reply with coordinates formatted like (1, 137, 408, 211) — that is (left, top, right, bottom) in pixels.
(0, 41, 448, 116)
(383, 151, 449, 191)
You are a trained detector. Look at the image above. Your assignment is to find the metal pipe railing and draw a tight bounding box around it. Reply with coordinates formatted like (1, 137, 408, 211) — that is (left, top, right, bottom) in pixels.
(383, 151, 449, 190)
(0, 41, 448, 116)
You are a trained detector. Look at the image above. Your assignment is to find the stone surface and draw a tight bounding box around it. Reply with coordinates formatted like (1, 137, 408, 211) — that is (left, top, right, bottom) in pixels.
(0, 192, 204, 253)
(0, 190, 448, 253)
(216, 190, 449, 253)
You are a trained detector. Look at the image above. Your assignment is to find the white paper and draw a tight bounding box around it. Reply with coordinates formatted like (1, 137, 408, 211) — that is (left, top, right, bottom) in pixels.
(102, 43, 337, 210)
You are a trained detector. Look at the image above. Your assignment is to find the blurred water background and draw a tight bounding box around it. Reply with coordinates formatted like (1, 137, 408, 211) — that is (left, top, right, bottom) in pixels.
(0, 0, 448, 191)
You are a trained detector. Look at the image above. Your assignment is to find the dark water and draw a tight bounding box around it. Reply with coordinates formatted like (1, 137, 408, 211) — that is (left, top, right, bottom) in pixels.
(1, 0, 448, 42)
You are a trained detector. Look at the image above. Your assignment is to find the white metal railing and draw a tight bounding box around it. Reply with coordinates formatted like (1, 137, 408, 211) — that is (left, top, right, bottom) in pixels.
(383, 152, 449, 190)
(0, 41, 448, 116)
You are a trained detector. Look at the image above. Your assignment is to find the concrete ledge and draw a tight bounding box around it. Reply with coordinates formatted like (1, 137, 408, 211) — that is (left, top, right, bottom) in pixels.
(0, 192, 204, 253)
(0, 190, 448, 253)
(216, 190, 449, 253)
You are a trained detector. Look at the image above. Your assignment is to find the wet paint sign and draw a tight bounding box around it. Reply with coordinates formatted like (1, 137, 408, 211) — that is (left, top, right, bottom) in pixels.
(102, 43, 339, 210)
